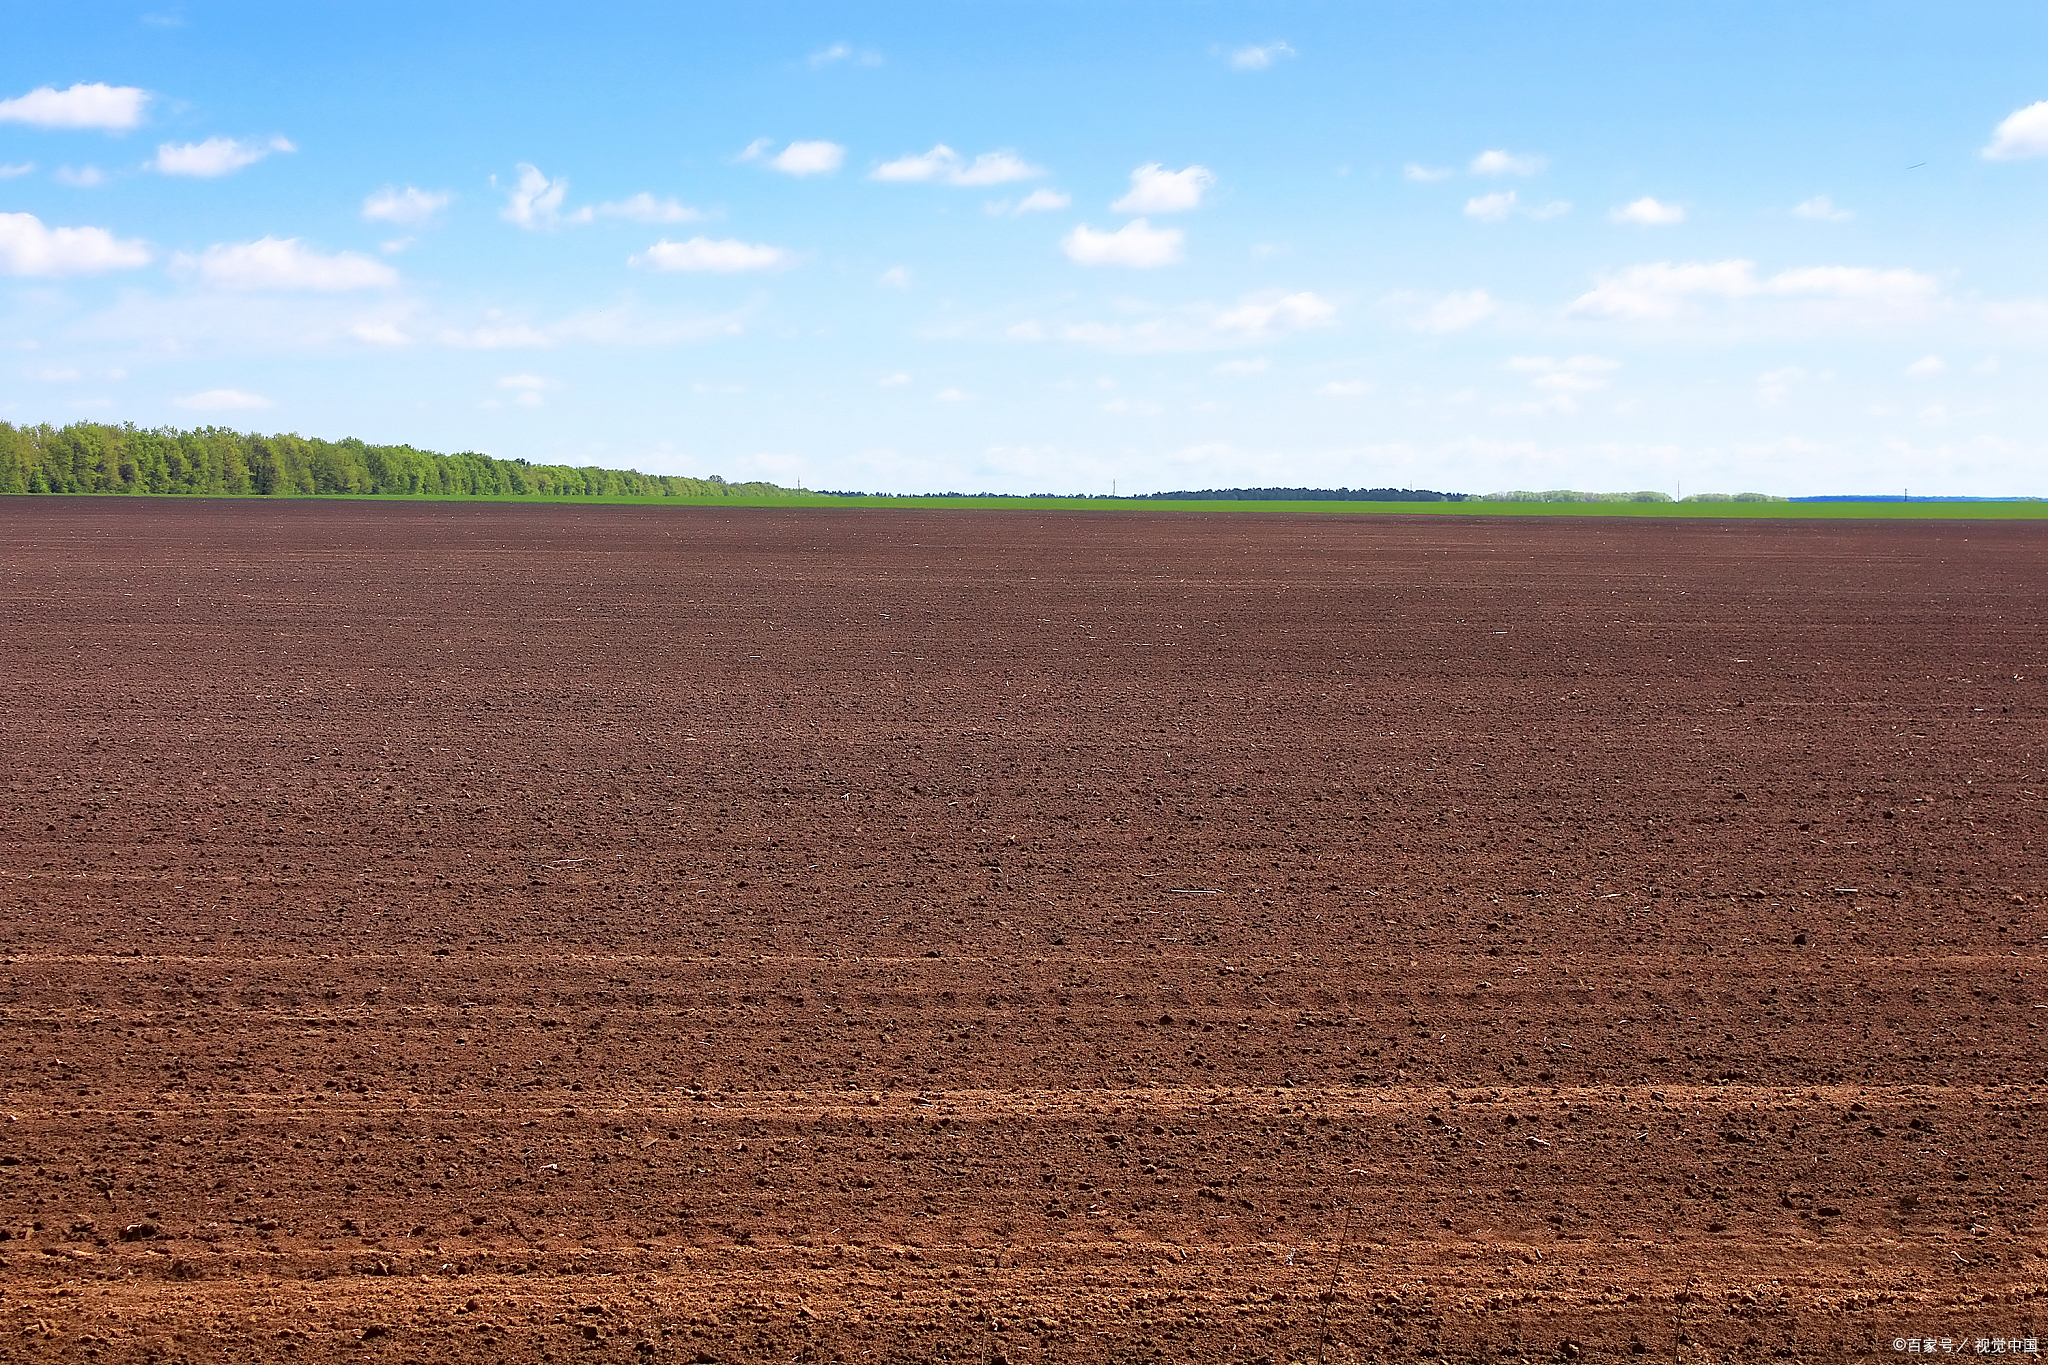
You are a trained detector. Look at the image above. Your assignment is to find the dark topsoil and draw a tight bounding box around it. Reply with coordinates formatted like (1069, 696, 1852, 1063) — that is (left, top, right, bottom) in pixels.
(0, 497, 2043, 1362)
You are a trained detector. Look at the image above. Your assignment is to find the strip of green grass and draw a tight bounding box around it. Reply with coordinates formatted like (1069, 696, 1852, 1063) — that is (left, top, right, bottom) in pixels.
(18, 490, 2048, 518)
(341, 492, 2048, 519)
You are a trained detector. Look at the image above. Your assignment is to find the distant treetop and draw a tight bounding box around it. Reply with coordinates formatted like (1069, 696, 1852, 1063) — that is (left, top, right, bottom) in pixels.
(0, 421, 784, 499)
(1134, 486, 1470, 502)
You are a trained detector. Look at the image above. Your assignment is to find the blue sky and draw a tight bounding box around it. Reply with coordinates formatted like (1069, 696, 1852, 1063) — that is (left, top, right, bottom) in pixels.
(3, 1, 2046, 495)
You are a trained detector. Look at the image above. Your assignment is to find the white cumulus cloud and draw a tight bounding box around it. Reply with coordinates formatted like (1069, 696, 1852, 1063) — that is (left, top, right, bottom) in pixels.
(765, 140, 845, 176)
(1230, 41, 1296, 70)
(152, 135, 294, 178)
(1112, 163, 1215, 214)
(872, 144, 1042, 186)
(362, 186, 451, 224)
(175, 388, 271, 411)
(1470, 149, 1546, 177)
(1983, 101, 2048, 160)
(1793, 194, 1853, 222)
(1611, 196, 1685, 226)
(1061, 218, 1184, 267)
(0, 211, 151, 276)
(631, 237, 794, 272)
(180, 237, 398, 291)
(0, 83, 149, 131)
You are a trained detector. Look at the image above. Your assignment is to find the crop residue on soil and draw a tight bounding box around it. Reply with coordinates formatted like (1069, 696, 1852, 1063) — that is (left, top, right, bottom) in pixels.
(0, 498, 2043, 1362)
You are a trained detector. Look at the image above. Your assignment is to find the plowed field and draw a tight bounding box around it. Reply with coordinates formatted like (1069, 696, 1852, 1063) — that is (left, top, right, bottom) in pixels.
(1, 497, 2044, 1363)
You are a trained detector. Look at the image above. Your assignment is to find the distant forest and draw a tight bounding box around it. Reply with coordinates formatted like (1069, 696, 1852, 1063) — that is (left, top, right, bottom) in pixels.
(0, 421, 783, 499)
(1136, 486, 1470, 502)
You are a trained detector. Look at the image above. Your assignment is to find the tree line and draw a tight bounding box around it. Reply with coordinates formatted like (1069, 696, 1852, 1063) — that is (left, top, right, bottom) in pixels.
(1136, 485, 1470, 502)
(0, 421, 786, 499)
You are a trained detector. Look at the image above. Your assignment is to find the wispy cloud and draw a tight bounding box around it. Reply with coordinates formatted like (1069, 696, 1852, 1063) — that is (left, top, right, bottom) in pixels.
(878, 265, 913, 287)
(1061, 219, 1184, 267)
(350, 321, 412, 347)
(178, 237, 398, 291)
(1112, 164, 1214, 214)
(438, 322, 554, 349)
(0, 162, 34, 179)
(630, 237, 795, 272)
(1611, 196, 1684, 226)
(872, 144, 1042, 186)
(0, 83, 149, 131)
(988, 187, 1071, 216)
(1229, 41, 1296, 71)
(152, 135, 294, 178)
(433, 302, 751, 350)
(1904, 354, 1945, 378)
(501, 163, 572, 229)
(0, 211, 151, 276)
(1403, 163, 1455, 183)
(1793, 195, 1853, 222)
(174, 387, 272, 411)
(1567, 259, 1940, 321)
(363, 186, 452, 224)
(594, 193, 704, 223)
(1017, 289, 1334, 352)
(1470, 149, 1546, 177)
(1756, 366, 1807, 407)
(55, 165, 107, 188)
(1465, 191, 1517, 222)
(1465, 190, 1569, 222)
(1399, 288, 1498, 333)
(495, 373, 558, 407)
(808, 43, 881, 68)
(1507, 354, 1620, 412)
(1213, 291, 1336, 338)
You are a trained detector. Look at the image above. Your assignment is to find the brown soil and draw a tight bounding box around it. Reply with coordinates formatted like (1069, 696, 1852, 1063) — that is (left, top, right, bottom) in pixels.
(0, 497, 2043, 1363)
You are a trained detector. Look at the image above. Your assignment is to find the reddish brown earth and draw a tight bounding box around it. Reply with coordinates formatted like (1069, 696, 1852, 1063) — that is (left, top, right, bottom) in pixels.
(0, 497, 2044, 1364)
